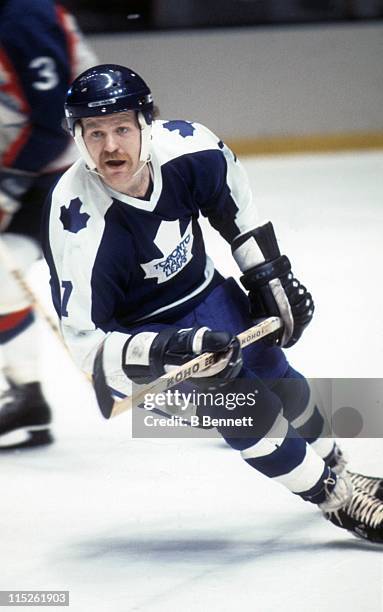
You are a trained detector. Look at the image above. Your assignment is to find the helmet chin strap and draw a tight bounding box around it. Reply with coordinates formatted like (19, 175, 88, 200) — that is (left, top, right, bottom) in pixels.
(74, 122, 98, 172)
(73, 112, 152, 179)
(132, 112, 152, 178)
(138, 112, 152, 162)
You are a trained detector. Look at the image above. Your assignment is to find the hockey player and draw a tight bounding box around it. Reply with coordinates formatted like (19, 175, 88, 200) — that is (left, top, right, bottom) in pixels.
(0, 0, 97, 448)
(43, 64, 382, 543)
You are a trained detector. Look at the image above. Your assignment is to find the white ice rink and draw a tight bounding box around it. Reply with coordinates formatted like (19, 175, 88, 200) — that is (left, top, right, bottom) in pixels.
(1, 151, 382, 611)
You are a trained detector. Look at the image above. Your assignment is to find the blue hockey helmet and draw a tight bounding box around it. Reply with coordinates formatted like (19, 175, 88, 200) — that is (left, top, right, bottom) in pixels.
(64, 64, 154, 169)
(64, 64, 153, 134)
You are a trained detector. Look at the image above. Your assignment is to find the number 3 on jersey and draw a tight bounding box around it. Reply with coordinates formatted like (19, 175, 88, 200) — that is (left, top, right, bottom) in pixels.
(30, 56, 59, 90)
(61, 280, 73, 317)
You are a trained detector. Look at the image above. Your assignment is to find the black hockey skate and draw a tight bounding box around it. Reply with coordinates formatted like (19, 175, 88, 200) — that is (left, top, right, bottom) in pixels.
(0, 381, 53, 449)
(324, 486, 383, 545)
(347, 472, 383, 503)
(325, 444, 383, 502)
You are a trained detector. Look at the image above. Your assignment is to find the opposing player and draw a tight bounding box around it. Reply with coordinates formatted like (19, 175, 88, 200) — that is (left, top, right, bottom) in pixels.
(0, 0, 97, 448)
(43, 64, 382, 543)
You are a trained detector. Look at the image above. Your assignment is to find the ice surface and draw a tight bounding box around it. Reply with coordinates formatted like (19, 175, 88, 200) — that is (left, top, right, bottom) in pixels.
(1, 151, 382, 612)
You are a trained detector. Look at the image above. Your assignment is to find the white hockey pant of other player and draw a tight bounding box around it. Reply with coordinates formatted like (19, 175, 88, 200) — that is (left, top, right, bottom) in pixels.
(0, 234, 40, 313)
(0, 234, 40, 384)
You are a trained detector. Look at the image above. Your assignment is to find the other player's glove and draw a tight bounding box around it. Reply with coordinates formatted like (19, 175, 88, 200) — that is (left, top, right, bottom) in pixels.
(0, 168, 33, 231)
(0, 190, 19, 231)
(231, 222, 314, 348)
(122, 327, 242, 388)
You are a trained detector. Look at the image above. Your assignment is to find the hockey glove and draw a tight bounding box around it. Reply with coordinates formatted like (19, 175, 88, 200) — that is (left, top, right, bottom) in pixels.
(0, 169, 33, 231)
(231, 222, 314, 348)
(0, 190, 19, 231)
(122, 327, 242, 388)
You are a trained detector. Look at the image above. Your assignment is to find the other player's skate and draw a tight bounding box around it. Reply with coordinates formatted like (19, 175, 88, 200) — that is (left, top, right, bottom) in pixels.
(0, 381, 53, 449)
(325, 443, 383, 501)
(319, 472, 383, 544)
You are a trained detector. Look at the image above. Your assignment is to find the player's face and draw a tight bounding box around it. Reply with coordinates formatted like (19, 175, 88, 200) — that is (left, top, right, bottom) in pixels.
(82, 112, 141, 191)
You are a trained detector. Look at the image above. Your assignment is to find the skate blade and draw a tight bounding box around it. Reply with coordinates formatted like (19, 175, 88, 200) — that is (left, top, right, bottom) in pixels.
(349, 528, 383, 547)
(0, 426, 53, 449)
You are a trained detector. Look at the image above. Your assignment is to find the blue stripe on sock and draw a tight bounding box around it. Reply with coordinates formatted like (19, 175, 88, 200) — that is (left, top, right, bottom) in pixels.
(244, 426, 307, 478)
(296, 406, 325, 444)
(297, 466, 334, 504)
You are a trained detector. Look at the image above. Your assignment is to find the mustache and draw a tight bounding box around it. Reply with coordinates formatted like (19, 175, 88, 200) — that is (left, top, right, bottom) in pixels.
(102, 153, 130, 162)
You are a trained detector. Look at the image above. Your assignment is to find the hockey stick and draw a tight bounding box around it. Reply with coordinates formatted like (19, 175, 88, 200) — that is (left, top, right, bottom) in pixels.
(0, 238, 282, 420)
(94, 316, 282, 419)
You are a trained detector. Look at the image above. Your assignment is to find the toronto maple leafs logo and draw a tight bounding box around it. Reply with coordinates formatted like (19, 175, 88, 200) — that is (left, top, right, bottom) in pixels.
(162, 120, 195, 138)
(59, 198, 90, 233)
(141, 220, 193, 284)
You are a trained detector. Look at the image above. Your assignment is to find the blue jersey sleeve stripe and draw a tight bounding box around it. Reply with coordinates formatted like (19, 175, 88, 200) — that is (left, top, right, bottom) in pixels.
(41, 195, 62, 319)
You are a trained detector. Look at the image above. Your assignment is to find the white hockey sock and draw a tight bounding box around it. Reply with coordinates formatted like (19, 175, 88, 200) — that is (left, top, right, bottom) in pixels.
(309, 437, 336, 459)
(240, 415, 331, 501)
(1, 314, 41, 385)
(290, 378, 336, 460)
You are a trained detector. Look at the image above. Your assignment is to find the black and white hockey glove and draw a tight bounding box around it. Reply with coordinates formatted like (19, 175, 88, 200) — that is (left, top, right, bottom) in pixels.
(122, 327, 242, 388)
(231, 222, 314, 348)
(0, 169, 33, 231)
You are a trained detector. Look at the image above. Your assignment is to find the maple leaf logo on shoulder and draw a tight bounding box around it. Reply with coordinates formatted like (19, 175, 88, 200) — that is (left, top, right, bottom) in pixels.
(59, 198, 90, 233)
(162, 120, 195, 138)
